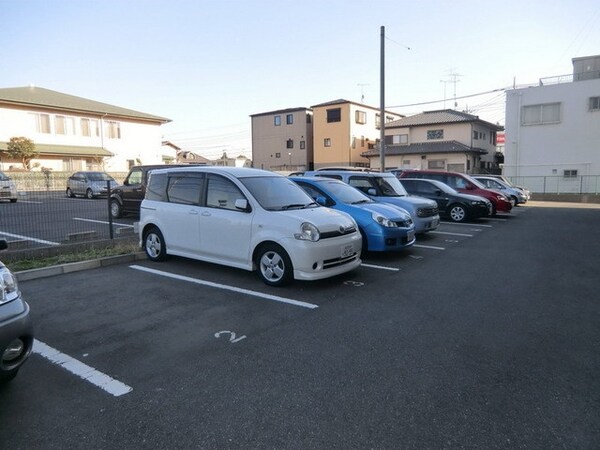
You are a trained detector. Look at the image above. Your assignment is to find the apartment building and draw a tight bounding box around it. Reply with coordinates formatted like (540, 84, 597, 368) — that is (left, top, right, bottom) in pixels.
(0, 86, 170, 172)
(311, 99, 402, 169)
(250, 107, 313, 171)
(362, 109, 503, 173)
(504, 55, 600, 190)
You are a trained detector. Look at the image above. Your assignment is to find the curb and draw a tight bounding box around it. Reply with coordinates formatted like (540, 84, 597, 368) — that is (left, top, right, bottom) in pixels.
(16, 252, 147, 282)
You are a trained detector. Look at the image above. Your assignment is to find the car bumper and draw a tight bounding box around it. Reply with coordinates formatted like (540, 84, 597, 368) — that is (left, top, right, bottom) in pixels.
(0, 188, 17, 200)
(363, 223, 416, 252)
(495, 199, 513, 213)
(284, 232, 363, 281)
(0, 298, 34, 376)
(467, 204, 491, 219)
(414, 215, 440, 233)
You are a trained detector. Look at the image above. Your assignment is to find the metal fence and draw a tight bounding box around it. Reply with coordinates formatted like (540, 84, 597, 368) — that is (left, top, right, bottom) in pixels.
(505, 175, 600, 194)
(1, 173, 135, 254)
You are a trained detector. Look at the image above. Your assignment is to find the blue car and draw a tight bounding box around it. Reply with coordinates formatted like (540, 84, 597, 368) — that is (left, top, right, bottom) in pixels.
(291, 177, 415, 252)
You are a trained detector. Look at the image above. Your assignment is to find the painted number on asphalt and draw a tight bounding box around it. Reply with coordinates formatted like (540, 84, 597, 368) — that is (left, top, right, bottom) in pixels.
(344, 280, 365, 287)
(214, 331, 247, 343)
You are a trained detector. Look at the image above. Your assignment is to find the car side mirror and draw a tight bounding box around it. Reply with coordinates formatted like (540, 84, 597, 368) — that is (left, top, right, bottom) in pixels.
(234, 198, 249, 211)
(0, 239, 7, 251)
(315, 196, 328, 206)
(367, 188, 377, 196)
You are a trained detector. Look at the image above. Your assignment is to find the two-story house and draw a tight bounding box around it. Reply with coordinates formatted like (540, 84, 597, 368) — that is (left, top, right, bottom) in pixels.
(0, 86, 171, 172)
(504, 55, 600, 193)
(361, 109, 503, 173)
(311, 99, 402, 169)
(250, 107, 313, 172)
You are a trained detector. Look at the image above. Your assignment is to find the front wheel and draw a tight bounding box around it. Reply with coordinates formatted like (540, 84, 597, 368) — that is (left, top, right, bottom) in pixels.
(448, 204, 467, 222)
(143, 227, 167, 262)
(256, 244, 293, 287)
(66, 188, 75, 198)
(110, 199, 123, 218)
(85, 188, 94, 199)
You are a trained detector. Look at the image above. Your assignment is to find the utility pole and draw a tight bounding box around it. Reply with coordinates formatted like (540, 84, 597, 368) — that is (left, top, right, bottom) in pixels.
(379, 25, 385, 172)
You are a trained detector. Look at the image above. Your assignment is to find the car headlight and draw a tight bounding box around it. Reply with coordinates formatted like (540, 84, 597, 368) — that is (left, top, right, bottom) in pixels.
(372, 213, 398, 228)
(0, 266, 20, 304)
(294, 222, 320, 241)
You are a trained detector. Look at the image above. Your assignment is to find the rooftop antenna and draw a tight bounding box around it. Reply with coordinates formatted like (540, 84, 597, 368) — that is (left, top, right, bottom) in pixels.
(357, 83, 369, 103)
(448, 71, 462, 109)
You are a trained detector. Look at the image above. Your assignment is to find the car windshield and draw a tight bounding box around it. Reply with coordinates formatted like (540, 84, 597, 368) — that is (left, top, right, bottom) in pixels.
(0, 172, 10, 181)
(319, 179, 373, 204)
(87, 172, 114, 181)
(240, 176, 318, 211)
(432, 180, 458, 194)
(465, 174, 486, 189)
(374, 175, 408, 196)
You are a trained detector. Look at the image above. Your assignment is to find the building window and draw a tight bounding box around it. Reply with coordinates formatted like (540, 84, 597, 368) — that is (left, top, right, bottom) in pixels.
(522, 103, 561, 125)
(300, 140, 305, 150)
(386, 134, 408, 145)
(326, 108, 341, 123)
(375, 113, 381, 129)
(590, 97, 600, 111)
(352, 137, 356, 149)
(324, 138, 331, 147)
(55, 115, 67, 135)
(473, 130, 479, 140)
(32, 113, 51, 133)
(427, 129, 444, 140)
(286, 139, 293, 149)
(105, 121, 121, 139)
(275, 152, 281, 158)
(306, 114, 312, 124)
(564, 169, 578, 178)
(402, 160, 411, 167)
(286, 114, 293, 124)
(428, 159, 445, 169)
(81, 118, 91, 137)
(274, 115, 281, 126)
(355, 110, 367, 124)
(361, 136, 365, 147)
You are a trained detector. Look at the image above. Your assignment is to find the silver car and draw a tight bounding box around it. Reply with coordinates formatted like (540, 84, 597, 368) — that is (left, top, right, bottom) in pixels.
(0, 239, 34, 382)
(0, 171, 18, 203)
(474, 176, 528, 206)
(66, 171, 118, 199)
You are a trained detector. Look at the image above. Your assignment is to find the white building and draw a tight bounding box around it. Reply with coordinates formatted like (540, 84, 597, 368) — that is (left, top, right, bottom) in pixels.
(504, 55, 600, 192)
(0, 86, 171, 172)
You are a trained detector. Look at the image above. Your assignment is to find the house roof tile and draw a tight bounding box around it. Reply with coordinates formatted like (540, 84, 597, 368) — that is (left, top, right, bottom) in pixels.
(361, 140, 488, 157)
(386, 109, 503, 130)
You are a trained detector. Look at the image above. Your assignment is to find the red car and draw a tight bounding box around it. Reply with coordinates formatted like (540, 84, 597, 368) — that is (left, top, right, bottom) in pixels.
(398, 169, 512, 214)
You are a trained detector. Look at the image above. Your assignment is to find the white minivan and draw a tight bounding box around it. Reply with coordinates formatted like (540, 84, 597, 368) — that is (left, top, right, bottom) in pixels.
(139, 166, 362, 286)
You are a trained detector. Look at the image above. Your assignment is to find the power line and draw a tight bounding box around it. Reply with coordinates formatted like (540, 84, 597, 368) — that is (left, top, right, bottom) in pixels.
(387, 86, 510, 109)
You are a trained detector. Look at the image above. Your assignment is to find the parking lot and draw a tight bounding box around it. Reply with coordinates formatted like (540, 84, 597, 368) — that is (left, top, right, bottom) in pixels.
(2, 203, 600, 449)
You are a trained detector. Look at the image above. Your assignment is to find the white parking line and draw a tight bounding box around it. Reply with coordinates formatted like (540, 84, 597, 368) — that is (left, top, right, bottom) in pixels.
(360, 263, 400, 272)
(0, 231, 60, 246)
(484, 217, 508, 222)
(33, 339, 133, 397)
(441, 221, 493, 228)
(129, 265, 319, 309)
(73, 217, 134, 227)
(15, 200, 43, 204)
(413, 244, 446, 250)
(429, 230, 474, 237)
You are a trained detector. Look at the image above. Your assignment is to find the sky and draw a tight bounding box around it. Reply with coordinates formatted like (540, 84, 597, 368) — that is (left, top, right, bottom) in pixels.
(2, 0, 599, 159)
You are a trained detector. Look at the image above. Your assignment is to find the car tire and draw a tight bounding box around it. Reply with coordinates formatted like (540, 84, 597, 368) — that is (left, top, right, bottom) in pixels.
(256, 243, 293, 287)
(0, 368, 19, 383)
(510, 196, 517, 207)
(143, 227, 167, 262)
(10, 199, 17, 203)
(66, 188, 75, 198)
(110, 199, 123, 218)
(85, 188, 94, 199)
(448, 204, 468, 222)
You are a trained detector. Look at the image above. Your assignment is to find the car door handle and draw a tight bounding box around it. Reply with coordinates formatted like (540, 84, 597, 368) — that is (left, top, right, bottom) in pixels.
(188, 210, 199, 215)
(201, 211, 211, 216)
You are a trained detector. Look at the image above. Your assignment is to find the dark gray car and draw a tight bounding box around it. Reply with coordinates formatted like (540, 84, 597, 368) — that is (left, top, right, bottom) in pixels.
(0, 240, 33, 382)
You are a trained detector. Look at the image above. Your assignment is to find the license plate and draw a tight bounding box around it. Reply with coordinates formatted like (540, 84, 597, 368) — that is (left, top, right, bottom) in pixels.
(341, 244, 354, 258)
(407, 230, 415, 242)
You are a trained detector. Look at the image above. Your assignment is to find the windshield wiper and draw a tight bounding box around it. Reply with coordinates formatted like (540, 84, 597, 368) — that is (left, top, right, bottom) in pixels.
(351, 199, 371, 204)
(280, 203, 309, 210)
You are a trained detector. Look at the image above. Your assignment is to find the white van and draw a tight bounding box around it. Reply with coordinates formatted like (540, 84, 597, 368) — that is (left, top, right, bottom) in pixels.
(139, 166, 362, 286)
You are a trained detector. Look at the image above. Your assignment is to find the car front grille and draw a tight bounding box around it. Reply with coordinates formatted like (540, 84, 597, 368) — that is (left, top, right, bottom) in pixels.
(320, 225, 357, 239)
(323, 252, 360, 269)
(417, 206, 439, 217)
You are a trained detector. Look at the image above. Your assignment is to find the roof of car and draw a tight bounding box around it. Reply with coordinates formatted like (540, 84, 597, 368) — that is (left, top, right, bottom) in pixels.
(150, 166, 279, 178)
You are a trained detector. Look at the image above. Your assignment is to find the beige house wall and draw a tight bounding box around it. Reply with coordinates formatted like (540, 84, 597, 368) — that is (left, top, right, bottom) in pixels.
(312, 101, 401, 168)
(251, 109, 313, 172)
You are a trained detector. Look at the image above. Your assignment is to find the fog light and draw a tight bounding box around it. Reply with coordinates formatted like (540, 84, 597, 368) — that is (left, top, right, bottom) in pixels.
(2, 338, 25, 362)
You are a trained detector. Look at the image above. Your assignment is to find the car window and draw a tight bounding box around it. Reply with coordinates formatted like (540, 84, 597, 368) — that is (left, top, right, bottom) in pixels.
(0, 172, 9, 181)
(206, 174, 246, 211)
(447, 175, 466, 189)
(240, 176, 312, 211)
(417, 181, 439, 195)
(315, 174, 342, 180)
(320, 179, 372, 204)
(295, 182, 330, 203)
(146, 173, 168, 201)
(168, 176, 203, 205)
(127, 168, 143, 185)
(347, 177, 375, 195)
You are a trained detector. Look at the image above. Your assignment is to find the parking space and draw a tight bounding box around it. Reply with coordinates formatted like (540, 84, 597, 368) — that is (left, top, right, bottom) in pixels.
(4, 203, 599, 448)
